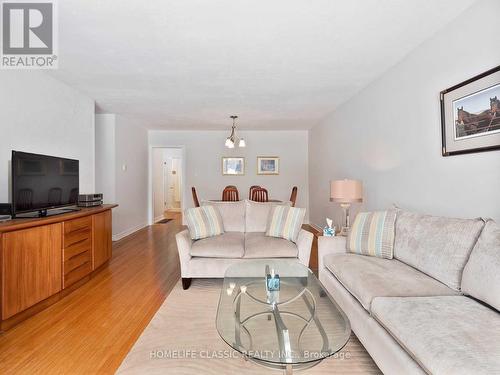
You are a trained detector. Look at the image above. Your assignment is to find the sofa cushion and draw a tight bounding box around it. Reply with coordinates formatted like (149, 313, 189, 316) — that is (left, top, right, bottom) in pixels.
(185, 206, 224, 240)
(394, 211, 484, 291)
(347, 210, 396, 259)
(245, 199, 291, 232)
(266, 206, 306, 243)
(462, 220, 500, 311)
(201, 200, 245, 232)
(190, 232, 244, 258)
(371, 296, 500, 375)
(244, 232, 298, 258)
(324, 253, 456, 311)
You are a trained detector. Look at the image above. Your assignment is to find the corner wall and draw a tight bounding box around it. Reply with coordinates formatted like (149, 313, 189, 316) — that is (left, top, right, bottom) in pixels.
(95, 114, 149, 240)
(309, 0, 500, 227)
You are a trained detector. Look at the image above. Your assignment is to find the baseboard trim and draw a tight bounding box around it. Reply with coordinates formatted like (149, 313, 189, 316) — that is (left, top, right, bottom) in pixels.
(112, 222, 149, 242)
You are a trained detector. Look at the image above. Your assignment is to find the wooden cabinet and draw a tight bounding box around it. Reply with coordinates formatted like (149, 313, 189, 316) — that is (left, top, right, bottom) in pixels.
(0, 205, 116, 330)
(1, 224, 62, 319)
(92, 210, 112, 270)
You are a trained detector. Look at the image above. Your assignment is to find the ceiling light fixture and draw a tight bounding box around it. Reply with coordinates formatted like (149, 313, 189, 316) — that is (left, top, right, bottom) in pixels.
(225, 115, 246, 148)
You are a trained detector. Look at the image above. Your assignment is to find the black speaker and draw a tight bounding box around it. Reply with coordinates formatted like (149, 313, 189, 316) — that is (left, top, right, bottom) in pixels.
(0, 203, 12, 216)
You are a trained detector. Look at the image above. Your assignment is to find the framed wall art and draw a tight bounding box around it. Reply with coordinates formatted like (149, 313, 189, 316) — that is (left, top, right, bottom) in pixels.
(222, 157, 245, 175)
(257, 156, 279, 175)
(441, 66, 500, 156)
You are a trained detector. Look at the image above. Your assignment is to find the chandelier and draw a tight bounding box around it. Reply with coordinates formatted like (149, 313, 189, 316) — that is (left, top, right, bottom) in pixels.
(225, 115, 246, 148)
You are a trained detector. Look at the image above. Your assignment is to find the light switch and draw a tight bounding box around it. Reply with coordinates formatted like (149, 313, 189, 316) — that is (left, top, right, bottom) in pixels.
(122, 164, 127, 172)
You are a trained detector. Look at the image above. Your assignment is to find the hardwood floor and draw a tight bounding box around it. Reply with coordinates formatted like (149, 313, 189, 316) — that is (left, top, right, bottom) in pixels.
(0, 218, 184, 374)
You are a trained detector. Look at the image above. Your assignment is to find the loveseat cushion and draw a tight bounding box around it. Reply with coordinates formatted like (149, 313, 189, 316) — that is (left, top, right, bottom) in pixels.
(324, 253, 456, 311)
(245, 200, 291, 232)
(461, 220, 500, 311)
(244, 232, 298, 258)
(371, 296, 500, 375)
(201, 200, 245, 232)
(190, 232, 244, 258)
(394, 211, 484, 291)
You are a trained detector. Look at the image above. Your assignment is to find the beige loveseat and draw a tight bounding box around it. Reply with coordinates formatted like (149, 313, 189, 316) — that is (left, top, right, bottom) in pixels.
(319, 211, 500, 375)
(176, 200, 313, 289)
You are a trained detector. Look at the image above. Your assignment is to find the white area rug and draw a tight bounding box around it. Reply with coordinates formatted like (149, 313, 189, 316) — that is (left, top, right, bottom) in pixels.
(117, 279, 381, 374)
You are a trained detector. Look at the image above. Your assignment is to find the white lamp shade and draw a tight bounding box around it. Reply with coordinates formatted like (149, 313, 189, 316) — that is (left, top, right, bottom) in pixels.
(225, 138, 234, 148)
(239, 138, 246, 147)
(330, 179, 363, 203)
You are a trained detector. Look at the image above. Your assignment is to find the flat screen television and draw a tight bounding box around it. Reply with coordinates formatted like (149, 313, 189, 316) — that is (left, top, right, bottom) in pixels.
(12, 151, 79, 218)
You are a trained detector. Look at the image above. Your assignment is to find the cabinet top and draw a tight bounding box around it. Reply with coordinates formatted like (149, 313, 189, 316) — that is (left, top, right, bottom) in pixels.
(0, 204, 118, 233)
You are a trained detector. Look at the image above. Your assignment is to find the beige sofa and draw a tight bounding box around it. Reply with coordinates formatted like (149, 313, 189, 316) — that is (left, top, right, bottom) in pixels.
(176, 199, 313, 289)
(319, 211, 500, 375)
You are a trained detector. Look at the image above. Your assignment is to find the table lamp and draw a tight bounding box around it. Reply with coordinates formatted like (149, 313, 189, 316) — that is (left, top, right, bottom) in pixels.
(330, 179, 363, 236)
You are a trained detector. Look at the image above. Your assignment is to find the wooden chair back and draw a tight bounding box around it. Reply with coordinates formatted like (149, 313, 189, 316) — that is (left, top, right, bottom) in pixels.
(248, 185, 260, 199)
(290, 186, 298, 207)
(222, 187, 239, 201)
(191, 187, 200, 207)
(250, 187, 269, 202)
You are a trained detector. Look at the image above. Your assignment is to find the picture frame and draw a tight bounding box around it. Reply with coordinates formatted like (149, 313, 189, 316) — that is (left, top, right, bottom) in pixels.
(440, 65, 500, 156)
(257, 156, 279, 175)
(222, 157, 245, 176)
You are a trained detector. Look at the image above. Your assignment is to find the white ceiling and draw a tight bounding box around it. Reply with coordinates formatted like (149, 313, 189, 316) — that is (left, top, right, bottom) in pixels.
(48, 0, 477, 130)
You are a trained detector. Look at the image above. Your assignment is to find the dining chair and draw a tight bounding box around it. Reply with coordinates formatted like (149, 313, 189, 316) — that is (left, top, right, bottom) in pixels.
(222, 187, 239, 201)
(248, 185, 260, 199)
(192, 187, 200, 207)
(250, 187, 269, 202)
(290, 186, 298, 207)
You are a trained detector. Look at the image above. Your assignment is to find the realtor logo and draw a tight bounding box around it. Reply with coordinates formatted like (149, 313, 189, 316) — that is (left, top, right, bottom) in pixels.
(1, 0, 58, 69)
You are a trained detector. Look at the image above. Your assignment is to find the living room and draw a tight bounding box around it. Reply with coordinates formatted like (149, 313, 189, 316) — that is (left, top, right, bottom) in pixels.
(0, 0, 499, 374)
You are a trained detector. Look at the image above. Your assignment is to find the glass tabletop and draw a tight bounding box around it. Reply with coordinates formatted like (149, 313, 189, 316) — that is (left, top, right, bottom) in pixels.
(216, 260, 351, 366)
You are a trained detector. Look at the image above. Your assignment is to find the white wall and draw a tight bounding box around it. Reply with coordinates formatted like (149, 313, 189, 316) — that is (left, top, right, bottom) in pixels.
(114, 116, 149, 238)
(309, 0, 500, 228)
(95, 114, 116, 203)
(95, 114, 149, 239)
(149, 130, 310, 222)
(0, 71, 95, 202)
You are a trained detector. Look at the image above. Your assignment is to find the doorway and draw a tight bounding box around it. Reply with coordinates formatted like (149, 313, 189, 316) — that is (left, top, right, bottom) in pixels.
(151, 147, 184, 223)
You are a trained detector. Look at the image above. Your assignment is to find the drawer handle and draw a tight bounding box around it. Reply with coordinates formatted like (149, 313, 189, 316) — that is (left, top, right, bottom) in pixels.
(67, 226, 90, 235)
(67, 237, 88, 248)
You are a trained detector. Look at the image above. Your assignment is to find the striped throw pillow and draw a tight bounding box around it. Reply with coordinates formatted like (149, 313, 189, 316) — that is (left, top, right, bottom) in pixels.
(266, 206, 306, 243)
(347, 210, 396, 259)
(185, 206, 224, 240)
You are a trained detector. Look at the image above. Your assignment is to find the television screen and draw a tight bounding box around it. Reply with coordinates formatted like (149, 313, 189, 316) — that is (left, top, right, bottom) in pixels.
(12, 151, 79, 215)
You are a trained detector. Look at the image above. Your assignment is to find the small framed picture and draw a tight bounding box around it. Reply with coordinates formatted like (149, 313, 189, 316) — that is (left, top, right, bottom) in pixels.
(257, 156, 279, 175)
(441, 66, 500, 156)
(222, 157, 245, 175)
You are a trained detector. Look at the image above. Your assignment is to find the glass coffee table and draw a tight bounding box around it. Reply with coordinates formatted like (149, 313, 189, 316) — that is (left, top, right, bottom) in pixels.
(216, 260, 351, 374)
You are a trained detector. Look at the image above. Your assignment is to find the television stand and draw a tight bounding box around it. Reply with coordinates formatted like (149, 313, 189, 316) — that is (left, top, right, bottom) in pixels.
(0, 204, 117, 331)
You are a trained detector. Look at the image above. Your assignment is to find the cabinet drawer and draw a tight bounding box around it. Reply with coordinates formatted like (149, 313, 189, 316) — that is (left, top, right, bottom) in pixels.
(64, 250, 91, 275)
(64, 228, 91, 248)
(64, 216, 92, 235)
(64, 235, 91, 260)
(64, 261, 92, 288)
